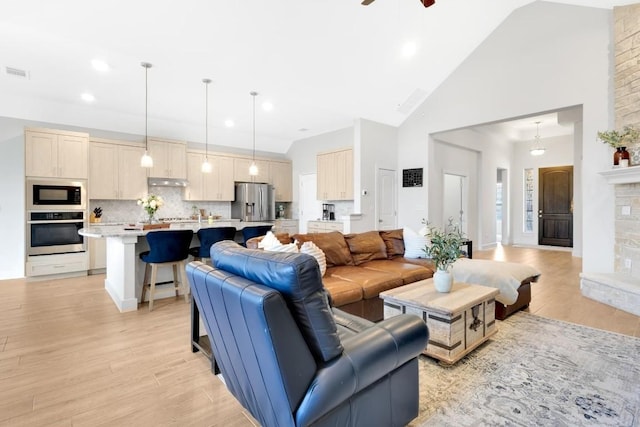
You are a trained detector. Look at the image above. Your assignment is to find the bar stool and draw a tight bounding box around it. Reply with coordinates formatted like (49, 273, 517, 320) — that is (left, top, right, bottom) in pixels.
(189, 227, 237, 263)
(241, 225, 274, 247)
(140, 230, 194, 311)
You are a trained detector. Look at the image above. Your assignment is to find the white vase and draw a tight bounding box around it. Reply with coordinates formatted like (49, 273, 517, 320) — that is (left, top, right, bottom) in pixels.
(433, 269, 453, 293)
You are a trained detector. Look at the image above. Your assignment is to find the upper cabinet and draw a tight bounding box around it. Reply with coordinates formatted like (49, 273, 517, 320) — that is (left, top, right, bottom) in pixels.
(25, 128, 89, 179)
(233, 157, 269, 183)
(269, 161, 292, 202)
(89, 139, 148, 200)
(147, 138, 187, 179)
(185, 152, 235, 201)
(317, 148, 353, 201)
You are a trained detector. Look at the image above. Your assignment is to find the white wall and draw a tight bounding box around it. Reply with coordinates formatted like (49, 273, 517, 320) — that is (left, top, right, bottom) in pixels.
(397, 2, 611, 272)
(511, 134, 575, 247)
(0, 118, 26, 278)
(352, 119, 398, 232)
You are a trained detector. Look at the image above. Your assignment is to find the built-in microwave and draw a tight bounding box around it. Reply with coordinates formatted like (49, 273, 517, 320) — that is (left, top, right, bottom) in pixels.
(26, 178, 86, 210)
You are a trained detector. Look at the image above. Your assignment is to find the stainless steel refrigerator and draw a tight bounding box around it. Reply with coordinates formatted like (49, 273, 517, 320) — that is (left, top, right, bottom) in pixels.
(231, 182, 275, 222)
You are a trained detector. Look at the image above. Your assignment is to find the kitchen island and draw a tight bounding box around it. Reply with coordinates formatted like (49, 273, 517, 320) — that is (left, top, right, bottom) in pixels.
(79, 221, 273, 312)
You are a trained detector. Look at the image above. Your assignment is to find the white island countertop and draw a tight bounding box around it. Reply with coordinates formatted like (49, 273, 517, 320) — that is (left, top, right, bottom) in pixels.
(79, 220, 273, 238)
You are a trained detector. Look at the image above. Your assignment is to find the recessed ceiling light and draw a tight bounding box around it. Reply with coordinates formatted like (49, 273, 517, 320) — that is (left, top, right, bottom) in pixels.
(401, 41, 418, 58)
(225, 119, 235, 127)
(262, 101, 273, 112)
(91, 59, 110, 72)
(81, 93, 95, 102)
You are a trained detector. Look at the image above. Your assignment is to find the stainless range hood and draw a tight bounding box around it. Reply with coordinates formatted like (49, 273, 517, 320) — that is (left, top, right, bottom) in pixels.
(148, 177, 189, 187)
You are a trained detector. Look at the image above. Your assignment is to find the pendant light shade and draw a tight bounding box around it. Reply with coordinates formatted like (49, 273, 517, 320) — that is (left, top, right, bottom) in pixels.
(530, 121, 545, 156)
(249, 91, 259, 176)
(201, 78, 212, 173)
(140, 62, 154, 168)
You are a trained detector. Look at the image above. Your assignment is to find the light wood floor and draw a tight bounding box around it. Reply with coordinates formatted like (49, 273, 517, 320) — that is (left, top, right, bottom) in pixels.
(1, 246, 638, 426)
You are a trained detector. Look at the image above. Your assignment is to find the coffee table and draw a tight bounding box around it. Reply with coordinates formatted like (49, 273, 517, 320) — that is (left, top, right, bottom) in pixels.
(380, 279, 499, 364)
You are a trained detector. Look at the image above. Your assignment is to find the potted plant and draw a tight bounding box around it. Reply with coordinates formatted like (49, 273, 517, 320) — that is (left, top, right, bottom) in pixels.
(422, 218, 465, 292)
(597, 125, 639, 167)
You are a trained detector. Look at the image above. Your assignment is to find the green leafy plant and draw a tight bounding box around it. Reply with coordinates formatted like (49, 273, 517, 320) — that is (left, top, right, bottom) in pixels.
(597, 125, 640, 148)
(422, 218, 465, 271)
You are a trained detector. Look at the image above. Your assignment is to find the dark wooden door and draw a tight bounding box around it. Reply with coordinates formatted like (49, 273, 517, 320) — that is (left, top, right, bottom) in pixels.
(538, 166, 573, 247)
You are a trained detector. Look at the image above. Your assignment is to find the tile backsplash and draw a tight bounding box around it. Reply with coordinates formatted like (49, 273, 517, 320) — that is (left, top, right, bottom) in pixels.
(89, 186, 231, 223)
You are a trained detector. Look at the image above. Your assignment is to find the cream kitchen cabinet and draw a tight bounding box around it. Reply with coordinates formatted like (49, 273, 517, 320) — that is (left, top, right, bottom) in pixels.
(147, 138, 187, 179)
(274, 219, 298, 235)
(317, 148, 353, 200)
(234, 157, 269, 183)
(185, 152, 235, 201)
(269, 161, 292, 202)
(25, 128, 89, 179)
(89, 139, 148, 200)
(307, 220, 344, 233)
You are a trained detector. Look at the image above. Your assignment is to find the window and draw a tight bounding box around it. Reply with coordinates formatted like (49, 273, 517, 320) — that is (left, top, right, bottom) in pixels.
(524, 168, 534, 233)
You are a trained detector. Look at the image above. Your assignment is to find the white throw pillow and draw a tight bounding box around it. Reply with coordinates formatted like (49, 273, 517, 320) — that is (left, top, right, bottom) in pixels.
(265, 242, 299, 253)
(403, 226, 431, 259)
(300, 241, 327, 277)
(258, 231, 280, 250)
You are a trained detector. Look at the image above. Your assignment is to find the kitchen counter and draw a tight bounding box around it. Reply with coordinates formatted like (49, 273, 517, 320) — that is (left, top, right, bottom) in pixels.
(79, 220, 274, 312)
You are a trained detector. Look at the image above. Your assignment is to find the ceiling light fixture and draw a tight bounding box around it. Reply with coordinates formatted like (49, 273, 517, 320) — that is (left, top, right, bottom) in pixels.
(81, 92, 95, 102)
(530, 121, 545, 156)
(201, 78, 212, 173)
(140, 62, 153, 168)
(262, 101, 273, 112)
(225, 119, 235, 128)
(249, 91, 259, 176)
(91, 59, 110, 72)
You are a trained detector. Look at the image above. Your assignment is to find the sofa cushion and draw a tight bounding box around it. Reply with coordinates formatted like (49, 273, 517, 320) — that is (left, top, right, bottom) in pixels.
(379, 229, 405, 259)
(360, 259, 433, 284)
(210, 241, 343, 362)
(344, 231, 388, 265)
(402, 226, 430, 259)
(293, 231, 354, 268)
(300, 241, 327, 276)
(322, 275, 363, 306)
(328, 265, 403, 299)
(393, 256, 436, 272)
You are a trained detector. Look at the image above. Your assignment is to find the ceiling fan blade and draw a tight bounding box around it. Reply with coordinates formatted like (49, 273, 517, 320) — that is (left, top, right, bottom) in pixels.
(361, 0, 375, 5)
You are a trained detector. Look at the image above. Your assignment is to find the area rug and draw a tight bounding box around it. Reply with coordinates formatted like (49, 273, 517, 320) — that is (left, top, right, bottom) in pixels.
(410, 312, 640, 426)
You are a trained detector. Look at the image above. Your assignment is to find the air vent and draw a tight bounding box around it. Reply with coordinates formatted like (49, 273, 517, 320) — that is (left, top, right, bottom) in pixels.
(5, 66, 29, 79)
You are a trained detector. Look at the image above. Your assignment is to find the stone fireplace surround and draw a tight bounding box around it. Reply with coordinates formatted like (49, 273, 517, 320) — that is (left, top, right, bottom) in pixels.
(580, 166, 640, 316)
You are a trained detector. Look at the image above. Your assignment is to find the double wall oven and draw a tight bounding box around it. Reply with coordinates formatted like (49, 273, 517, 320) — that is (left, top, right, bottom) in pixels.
(26, 178, 87, 256)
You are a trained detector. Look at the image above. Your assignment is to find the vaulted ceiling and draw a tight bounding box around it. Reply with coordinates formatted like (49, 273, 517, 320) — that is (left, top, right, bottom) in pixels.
(0, 1, 633, 153)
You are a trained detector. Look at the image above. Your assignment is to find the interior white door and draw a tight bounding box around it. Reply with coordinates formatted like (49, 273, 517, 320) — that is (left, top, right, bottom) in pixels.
(299, 174, 322, 234)
(443, 173, 468, 234)
(376, 168, 397, 230)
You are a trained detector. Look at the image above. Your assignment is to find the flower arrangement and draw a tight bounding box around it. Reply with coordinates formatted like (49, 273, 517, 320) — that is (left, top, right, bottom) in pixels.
(422, 218, 465, 271)
(597, 125, 640, 148)
(137, 194, 164, 222)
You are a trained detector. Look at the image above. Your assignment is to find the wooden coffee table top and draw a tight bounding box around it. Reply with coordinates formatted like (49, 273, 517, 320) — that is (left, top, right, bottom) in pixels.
(379, 279, 499, 316)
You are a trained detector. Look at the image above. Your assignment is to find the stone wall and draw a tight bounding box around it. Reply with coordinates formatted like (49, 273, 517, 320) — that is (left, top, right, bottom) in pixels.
(614, 4, 640, 275)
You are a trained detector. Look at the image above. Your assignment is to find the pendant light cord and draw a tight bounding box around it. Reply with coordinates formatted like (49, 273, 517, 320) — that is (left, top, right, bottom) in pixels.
(252, 91, 257, 161)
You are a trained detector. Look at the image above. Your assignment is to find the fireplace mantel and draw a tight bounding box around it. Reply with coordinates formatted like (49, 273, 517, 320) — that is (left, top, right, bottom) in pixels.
(599, 166, 640, 184)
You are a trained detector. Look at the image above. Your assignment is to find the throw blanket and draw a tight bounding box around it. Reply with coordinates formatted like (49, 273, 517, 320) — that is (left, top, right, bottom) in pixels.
(451, 258, 541, 305)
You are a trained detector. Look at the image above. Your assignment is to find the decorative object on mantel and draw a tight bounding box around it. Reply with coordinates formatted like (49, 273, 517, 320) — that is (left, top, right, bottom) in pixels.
(90, 207, 102, 223)
(137, 194, 164, 224)
(597, 125, 639, 168)
(422, 218, 465, 293)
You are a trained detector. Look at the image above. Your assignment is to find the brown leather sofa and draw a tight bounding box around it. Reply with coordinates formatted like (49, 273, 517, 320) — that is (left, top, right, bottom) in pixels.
(248, 229, 435, 322)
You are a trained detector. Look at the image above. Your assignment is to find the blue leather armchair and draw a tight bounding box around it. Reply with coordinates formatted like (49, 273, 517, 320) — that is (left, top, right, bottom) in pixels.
(186, 241, 429, 427)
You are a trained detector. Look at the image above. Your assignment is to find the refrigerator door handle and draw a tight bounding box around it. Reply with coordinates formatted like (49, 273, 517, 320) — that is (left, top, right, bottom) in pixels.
(259, 187, 264, 219)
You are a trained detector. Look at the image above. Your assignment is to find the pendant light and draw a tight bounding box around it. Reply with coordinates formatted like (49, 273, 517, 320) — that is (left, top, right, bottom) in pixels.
(140, 62, 154, 168)
(530, 121, 545, 156)
(201, 78, 213, 173)
(249, 91, 259, 176)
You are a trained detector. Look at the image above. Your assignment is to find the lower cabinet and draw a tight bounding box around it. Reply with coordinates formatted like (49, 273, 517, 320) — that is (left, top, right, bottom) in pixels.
(274, 219, 298, 235)
(89, 238, 107, 272)
(26, 253, 89, 277)
(307, 221, 344, 233)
